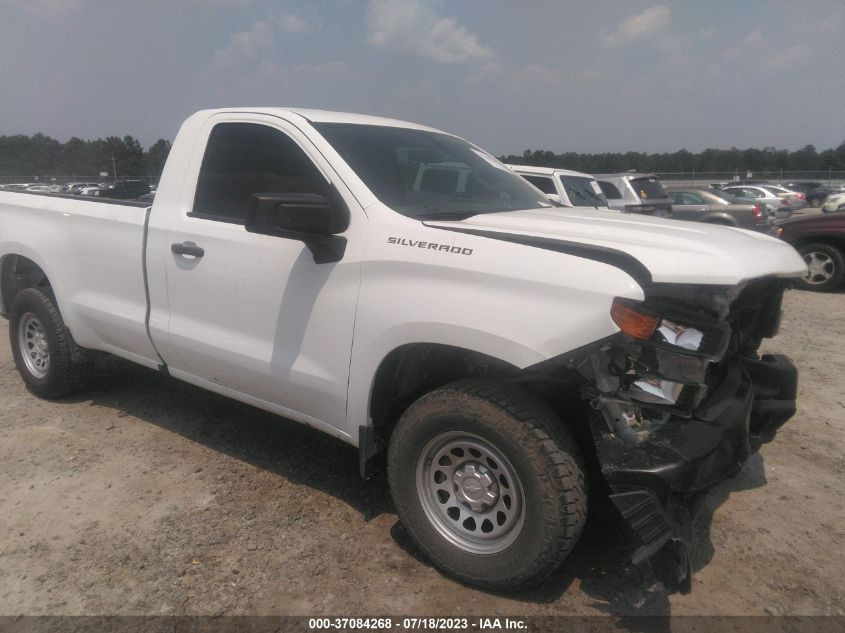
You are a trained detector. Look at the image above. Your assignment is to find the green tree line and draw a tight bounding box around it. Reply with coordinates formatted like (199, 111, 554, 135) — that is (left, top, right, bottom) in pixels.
(500, 142, 845, 175)
(0, 134, 171, 181)
(3, 132, 845, 181)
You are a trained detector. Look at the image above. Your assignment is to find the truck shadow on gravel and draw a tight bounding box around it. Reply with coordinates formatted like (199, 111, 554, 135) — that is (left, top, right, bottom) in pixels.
(66, 354, 767, 618)
(64, 355, 395, 521)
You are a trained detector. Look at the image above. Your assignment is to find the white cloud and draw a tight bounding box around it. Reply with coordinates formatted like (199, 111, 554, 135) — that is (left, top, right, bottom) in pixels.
(205, 12, 319, 77)
(764, 44, 809, 69)
(514, 64, 564, 88)
(723, 31, 811, 71)
(277, 12, 318, 33)
(183, 0, 251, 4)
(600, 5, 670, 47)
(819, 7, 843, 33)
(207, 19, 278, 75)
(5, 0, 85, 17)
(366, 0, 494, 63)
(722, 29, 765, 60)
(254, 60, 354, 86)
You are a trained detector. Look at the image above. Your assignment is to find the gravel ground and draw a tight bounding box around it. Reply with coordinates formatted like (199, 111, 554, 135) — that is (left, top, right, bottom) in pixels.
(1, 284, 843, 617)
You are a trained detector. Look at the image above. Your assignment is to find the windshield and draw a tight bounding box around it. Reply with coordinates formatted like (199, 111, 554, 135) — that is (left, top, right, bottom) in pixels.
(559, 175, 608, 207)
(313, 123, 550, 219)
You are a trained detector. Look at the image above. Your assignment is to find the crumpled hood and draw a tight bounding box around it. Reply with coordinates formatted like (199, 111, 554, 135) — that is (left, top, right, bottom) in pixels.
(426, 207, 806, 285)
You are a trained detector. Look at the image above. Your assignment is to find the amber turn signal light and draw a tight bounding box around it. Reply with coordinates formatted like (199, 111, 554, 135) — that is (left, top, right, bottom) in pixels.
(611, 299, 659, 340)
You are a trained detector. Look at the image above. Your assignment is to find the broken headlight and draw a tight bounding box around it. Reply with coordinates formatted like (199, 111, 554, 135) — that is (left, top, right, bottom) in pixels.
(654, 319, 704, 352)
(611, 298, 729, 359)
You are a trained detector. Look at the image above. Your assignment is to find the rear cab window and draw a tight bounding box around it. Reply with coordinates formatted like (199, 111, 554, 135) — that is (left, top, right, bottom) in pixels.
(522, 175, 558, 195)
(192, 122, 326, 224)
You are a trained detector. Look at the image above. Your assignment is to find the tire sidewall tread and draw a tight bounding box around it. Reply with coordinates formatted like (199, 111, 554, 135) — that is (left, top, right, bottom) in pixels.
(796, 242, 845, 292)
(9, 287, 93, 399)
(387, 379, 587, 590)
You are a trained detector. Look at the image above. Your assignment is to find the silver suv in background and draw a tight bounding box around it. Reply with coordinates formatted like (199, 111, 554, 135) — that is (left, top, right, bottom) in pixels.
(595, 173, 673, 216)
(507, 165, 610, 209)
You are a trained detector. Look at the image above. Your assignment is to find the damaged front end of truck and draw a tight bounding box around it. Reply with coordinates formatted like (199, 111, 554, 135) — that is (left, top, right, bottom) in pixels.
(578, 277, 797, 594)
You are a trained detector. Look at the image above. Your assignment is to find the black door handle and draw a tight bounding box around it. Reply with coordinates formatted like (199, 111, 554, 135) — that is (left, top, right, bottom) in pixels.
(171, 242, 204, 257)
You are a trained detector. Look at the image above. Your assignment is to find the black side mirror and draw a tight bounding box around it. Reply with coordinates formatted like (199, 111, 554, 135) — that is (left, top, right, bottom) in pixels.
(245, 192, 350, 264)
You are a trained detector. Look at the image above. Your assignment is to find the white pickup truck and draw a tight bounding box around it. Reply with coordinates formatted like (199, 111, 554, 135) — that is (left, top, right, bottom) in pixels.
(0, 108, 806, 593)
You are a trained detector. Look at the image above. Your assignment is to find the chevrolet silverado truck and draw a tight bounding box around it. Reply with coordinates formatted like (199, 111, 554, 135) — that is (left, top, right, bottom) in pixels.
(0, 108, 805, 593)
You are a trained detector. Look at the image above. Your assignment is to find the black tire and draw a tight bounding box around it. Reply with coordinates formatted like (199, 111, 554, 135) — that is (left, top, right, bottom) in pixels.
(387, 379, 587, 590)
(795, 242, 845, 292)
(9, 287, 94, 398)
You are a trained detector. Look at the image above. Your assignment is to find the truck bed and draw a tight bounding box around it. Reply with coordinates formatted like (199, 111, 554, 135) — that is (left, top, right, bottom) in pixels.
(0, 190, 159, 367)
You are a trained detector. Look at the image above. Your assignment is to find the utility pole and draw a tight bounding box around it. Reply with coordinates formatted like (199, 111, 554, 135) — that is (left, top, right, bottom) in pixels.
(111, 157, 117, 182)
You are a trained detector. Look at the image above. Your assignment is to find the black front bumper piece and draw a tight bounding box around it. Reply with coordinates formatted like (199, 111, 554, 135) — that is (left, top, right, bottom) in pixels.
(594, 353, 798, 594)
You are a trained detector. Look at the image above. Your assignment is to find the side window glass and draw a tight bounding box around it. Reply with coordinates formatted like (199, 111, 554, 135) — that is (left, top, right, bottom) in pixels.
(193, 122, 326, 224)
(523, 175, 557, 195)
(598, 181, 622, 200)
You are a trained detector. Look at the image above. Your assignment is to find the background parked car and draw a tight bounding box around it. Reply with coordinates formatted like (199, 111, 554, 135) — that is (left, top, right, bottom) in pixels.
(595, 172, 672, 216)
(715, 179, 773, 188)
(721, 185, 792, 219)
(666, 187, 772, 232)
(786, 181, 830, 206)
(777, 212, 845, 291)
(760, 184, 807, 212)
(94, 179, 151, 200)
(821, 192, 845, 213)
(507, 165, 610, 208)
(63, 182, 101, 194)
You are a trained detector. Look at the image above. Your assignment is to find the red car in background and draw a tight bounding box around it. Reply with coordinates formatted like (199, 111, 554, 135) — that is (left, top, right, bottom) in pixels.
(777, 212, 845, 292)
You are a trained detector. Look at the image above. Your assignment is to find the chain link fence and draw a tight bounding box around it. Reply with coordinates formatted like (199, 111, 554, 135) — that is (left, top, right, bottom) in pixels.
(655, 170, 845, 188)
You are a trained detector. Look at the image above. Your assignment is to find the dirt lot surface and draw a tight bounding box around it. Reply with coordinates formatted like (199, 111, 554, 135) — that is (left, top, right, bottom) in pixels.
(1, 290, 844, 617)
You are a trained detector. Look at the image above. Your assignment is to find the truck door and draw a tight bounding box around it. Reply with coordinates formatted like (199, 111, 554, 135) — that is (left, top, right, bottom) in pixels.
(146, 114, 364, 436)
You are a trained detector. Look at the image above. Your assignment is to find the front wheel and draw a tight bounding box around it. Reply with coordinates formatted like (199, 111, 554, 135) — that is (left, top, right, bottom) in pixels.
(796, 242, 845, 292)
(387, 379, 587, 590)
(9, 288, 94, 398)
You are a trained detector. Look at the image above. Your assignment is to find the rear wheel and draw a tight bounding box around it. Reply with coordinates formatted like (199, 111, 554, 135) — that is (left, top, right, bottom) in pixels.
(388, 379, 587, 590)
(796, 243, 845, 292)
(9, 288, 94, 398)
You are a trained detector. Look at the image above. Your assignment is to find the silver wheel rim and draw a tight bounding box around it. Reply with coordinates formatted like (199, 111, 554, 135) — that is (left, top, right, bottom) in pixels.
(803, 251, 835, 285)
(18, 312, 50, 379)
(415, 431, 525, 554)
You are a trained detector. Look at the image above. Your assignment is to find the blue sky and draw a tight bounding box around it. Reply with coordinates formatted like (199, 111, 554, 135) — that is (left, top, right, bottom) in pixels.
(1, 0, 843, 154)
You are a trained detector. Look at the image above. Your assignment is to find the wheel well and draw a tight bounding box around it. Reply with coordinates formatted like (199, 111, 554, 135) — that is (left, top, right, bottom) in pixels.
(791, 235, 845, 254)
(0, 255, 51, 317)
(367, 343, 590, 457)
